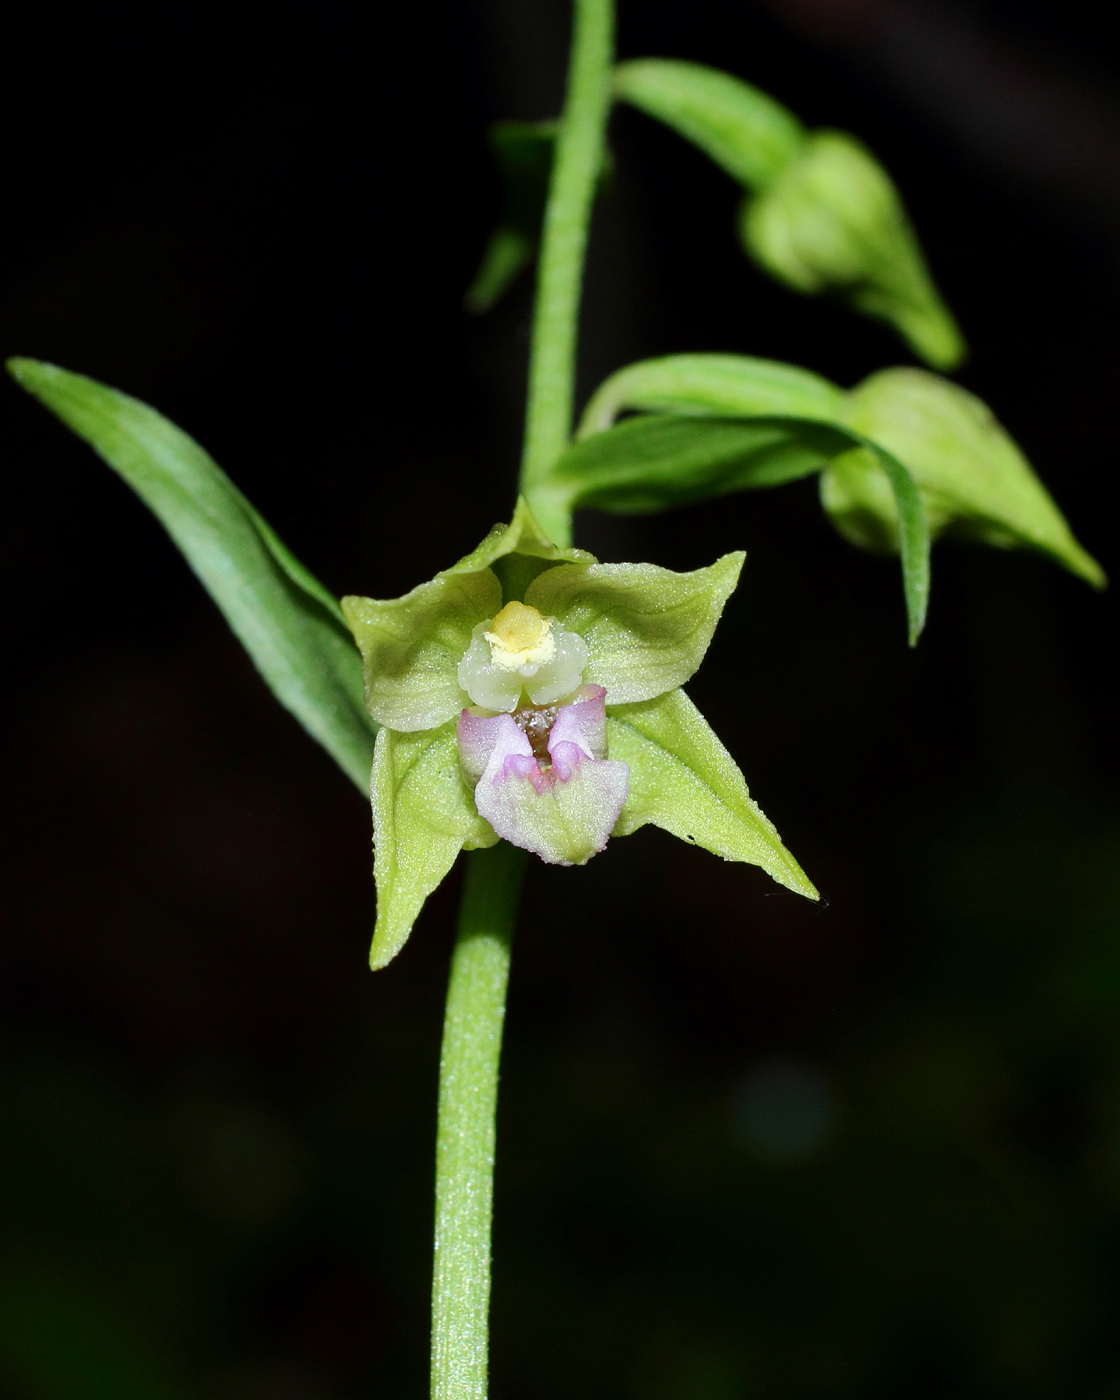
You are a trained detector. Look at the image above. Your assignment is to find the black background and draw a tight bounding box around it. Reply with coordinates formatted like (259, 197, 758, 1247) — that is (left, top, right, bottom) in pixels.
(4, 1, 1120, 1396)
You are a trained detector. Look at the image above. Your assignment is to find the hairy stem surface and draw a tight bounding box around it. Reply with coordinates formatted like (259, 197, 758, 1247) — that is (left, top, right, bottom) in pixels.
(520, 0, 615, 542)
(431, 843, 526, 1400)
(430, 3, 614, 1394)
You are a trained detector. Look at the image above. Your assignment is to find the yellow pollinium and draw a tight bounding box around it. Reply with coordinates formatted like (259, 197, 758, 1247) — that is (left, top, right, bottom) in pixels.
(484, 601, 557, 671)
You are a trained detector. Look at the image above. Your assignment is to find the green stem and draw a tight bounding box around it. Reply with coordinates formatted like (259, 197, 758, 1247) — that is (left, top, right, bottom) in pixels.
(520, 0, 615, 545)
(431, 842, 527, 1400)
(430, 6, 614, 1394)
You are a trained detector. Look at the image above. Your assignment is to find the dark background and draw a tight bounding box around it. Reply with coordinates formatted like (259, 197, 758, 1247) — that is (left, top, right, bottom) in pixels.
(3, 1, 1120, 1396)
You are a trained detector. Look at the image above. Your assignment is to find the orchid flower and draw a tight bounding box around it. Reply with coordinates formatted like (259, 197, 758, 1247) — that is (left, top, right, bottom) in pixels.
(342, 500, 818, 967)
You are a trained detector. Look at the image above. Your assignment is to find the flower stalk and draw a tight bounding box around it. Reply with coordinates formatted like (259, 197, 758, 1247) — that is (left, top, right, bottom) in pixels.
(431, 0, 614, 1392)
(520, 0, 615, 543)
(431, 841, 526, 1400)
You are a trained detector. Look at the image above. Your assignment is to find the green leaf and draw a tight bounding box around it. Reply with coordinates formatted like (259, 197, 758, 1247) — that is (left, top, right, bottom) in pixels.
(7, 358, 375, 790)
(342, 571, 501, 733)
(821, 368, 1105, 588)
(370, 723, 496, 968)
(577, 352, 846, 437)
(613, 59, 805, 188)
(489, 120, 560, 220)
(546, 412, 930, 642)
(862, 440, 931, 645)
(550, 412, 852, 514)
(607, 686, 818, 899)
(741, 131, 965, 369)
(464, 226, 536, 314)
(527, 552, 745, 704)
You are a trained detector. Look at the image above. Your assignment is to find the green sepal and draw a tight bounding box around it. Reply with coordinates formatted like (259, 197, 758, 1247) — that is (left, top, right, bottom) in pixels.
(607, 687, 818, 900)
(821, 368, 1105, 588)
(342, 571, 501, 733)
(6, 358, 375, 790)
(613, 58, 805, 189)
(578, 353, 846, 436)
(741, 131, 965, 369)
(369, 722, 497, 969)
(342, 498, 595, 731)
(527, 552, 745, 702)
(445, 495, 596, 577)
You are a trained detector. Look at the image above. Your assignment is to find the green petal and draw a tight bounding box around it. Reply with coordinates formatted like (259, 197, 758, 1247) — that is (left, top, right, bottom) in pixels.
(342, 570, 501, 732)
(369, 723, 497, 969)
(827, 368, 1105, 587)
(342, 499, 597, 731)
(527, 553, 744, 704)
(607, 688, 817, 899)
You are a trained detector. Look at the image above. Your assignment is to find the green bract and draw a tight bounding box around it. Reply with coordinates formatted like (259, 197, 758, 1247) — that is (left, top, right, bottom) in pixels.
(613, 58, 804, 189)
(342, 500, 818, 969)
(558, 353, 1103, 632)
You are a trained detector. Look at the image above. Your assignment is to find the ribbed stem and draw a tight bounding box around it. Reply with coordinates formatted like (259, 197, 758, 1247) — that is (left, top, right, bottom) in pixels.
(430, 843, 526, 1399)
(430, 3, 615, 1392)
(520, 0, 615, 544)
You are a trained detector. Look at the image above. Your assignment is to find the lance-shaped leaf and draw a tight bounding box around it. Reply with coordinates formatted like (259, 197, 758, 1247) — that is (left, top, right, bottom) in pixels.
(865, 440, 931, 645)
(614, 59, 805, 188)
(527, 552, 745, 702)
(607, 686, 818, 899)
(545, 412, 930, 642)
(820, 368, 1105, 588)
(465, 226, 537, 317)
(7, 358, 375, 790)
(741, 132, 965, 369)
(370, 723, 497, 969)
(551, 413, 848, 514)
(578, 353, 846, 437)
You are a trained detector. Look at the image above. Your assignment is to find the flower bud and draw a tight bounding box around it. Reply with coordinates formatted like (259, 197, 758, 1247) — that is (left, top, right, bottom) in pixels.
(740, 131, 965, 370)
(819, 368, 1104, 587)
